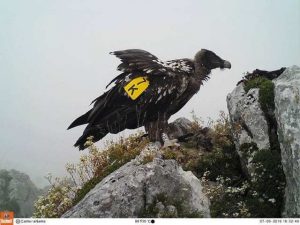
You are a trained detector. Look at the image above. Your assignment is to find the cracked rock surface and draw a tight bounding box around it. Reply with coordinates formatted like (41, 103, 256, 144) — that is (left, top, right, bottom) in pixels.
(227, 83, 270, 177)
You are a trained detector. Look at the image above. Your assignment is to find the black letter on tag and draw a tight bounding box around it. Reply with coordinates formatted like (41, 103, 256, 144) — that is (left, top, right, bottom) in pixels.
(137, 78, 147, 85)
(128, 84, 138, 95)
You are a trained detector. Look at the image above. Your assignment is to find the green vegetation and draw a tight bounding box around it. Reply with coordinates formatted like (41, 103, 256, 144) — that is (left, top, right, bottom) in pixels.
(239, 142, 258, 159)
(189, 75, 285, 218)
(244, 77, 275, 113)
(192, 145, 242, 182)
(201, 144, 285, 217)
(72, 135, 148, 205)
(243, 75, 284, 216)
(244, 76, 280, 152)
(34, 134, 148, 218)
(139, 193, 203, 218)
(33, 88, 286, 218)
(182, 112, 243, 182)
(181, 115, 250, 217)
(246, 148, 285, 217)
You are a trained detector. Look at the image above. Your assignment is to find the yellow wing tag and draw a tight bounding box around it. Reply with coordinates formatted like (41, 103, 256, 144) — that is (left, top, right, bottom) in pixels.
(124, 76, 149, 100)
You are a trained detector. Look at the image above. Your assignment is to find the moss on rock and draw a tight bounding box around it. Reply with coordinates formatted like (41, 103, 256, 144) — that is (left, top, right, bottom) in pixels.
(244, 77, 275, 114)
(139, 193, 203, 218)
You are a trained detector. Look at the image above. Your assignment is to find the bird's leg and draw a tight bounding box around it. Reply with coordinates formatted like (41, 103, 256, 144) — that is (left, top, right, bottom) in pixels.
(145, 112, 168, 143)
(158, 113, 180, 149)
(145, 113, 180, 149)
(145, 122, 160, 142)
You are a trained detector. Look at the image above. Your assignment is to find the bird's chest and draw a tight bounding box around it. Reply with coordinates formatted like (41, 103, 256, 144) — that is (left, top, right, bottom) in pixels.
(186, 77, 202, 94)
(172, 76, 201, 100)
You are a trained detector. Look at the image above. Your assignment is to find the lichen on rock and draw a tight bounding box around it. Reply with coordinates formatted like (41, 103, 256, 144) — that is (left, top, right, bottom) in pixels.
(273, 65, 300, 217)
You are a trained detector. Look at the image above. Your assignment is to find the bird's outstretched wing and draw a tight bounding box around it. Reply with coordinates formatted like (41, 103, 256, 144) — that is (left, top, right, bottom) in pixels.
(107, 49, 194, 88)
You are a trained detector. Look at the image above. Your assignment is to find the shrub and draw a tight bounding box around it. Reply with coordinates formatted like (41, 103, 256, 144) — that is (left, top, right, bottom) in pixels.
(186, 110, 285, 218)
(185, 112, 242, 183)
(201, 144, 285, 218)
(33, 176, 74, 218)
(245, 149, 285, 217)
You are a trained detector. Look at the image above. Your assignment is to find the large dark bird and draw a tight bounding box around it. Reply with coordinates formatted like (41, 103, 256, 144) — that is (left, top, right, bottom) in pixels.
(68, 49, 231, 150)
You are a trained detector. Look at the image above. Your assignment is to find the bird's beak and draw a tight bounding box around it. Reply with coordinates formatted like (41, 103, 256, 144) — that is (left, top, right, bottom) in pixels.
(223, 60, 231, 69)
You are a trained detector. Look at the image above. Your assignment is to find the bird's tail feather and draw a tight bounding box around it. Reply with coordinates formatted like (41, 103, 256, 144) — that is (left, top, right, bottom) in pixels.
(67, 110, 92, 130)
(74, 126, 108, 150)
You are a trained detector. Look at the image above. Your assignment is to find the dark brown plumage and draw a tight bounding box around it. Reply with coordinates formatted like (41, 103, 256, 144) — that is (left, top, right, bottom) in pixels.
(68, 49, 231, 150)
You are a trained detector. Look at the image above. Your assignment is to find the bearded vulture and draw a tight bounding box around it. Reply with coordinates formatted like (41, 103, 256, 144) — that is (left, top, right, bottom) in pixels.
(68, 49, 231, 150)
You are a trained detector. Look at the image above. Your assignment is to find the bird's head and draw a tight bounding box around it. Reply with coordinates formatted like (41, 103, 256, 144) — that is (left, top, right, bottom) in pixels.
(195, 49, 231, 71)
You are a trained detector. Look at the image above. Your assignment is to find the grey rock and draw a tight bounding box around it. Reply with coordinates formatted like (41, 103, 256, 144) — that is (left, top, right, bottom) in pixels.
(227, 66, 300, 217)
(168, 117, 193, 139)
(134, 142, 162, 163)
(274, 65, 300, 217)
(0, 169, 43, 217)
(62, 143, 210, 218)
(227, 83, 270, 176)
(169, 118, 212, 150)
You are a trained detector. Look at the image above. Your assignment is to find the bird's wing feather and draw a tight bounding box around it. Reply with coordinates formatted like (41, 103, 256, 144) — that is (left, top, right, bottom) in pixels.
(69, 71, 191, 150)
(87, 72, 190, 125)
(68, 50, 194, 132)
(107, 49, 194, 88)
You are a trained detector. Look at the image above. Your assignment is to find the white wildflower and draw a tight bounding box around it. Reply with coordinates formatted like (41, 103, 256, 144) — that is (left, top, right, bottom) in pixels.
(268, 198, 276, 203)
(233, 212, 239, 217)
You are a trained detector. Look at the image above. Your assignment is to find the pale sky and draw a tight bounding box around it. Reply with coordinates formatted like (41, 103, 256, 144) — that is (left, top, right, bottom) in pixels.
(0, 0, 299, 187)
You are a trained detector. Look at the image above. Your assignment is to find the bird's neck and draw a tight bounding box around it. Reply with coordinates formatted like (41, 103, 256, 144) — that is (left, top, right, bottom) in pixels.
(194, 60, 211, 82)
(186, 61, 211, 93)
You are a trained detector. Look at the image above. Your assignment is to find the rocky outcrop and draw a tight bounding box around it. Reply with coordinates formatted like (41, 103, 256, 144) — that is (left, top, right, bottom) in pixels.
(62, 143, 210, 218)
(48, 66, 300, 219)
(0, 169, 43, 217)
(274, 65, 300, 217)
(227, 84, 270, 177)
(227, 65, 300, 217)
(227, 84, 270, 150)
(168, 117, 193, 139)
